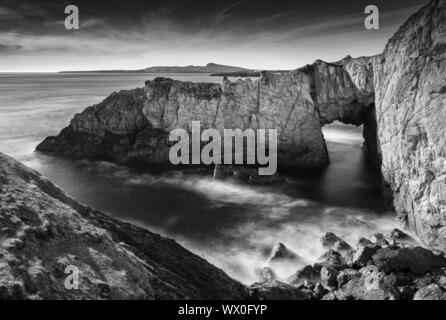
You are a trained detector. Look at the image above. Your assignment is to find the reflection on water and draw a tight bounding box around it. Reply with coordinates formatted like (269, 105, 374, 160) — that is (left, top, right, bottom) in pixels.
(0, 74, 400, 284)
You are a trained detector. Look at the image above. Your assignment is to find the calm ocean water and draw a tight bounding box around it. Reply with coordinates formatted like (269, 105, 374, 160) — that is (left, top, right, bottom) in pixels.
(0, 73, 399, 284)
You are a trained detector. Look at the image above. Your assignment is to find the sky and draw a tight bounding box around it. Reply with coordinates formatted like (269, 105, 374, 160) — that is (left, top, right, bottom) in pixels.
(0, 0, 428, 72)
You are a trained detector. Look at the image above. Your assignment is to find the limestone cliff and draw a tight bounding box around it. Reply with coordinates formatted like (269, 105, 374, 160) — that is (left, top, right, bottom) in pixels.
(370, 0, 446, 250)
(0, 152, 246, 299)
(37, 63, 372, 168)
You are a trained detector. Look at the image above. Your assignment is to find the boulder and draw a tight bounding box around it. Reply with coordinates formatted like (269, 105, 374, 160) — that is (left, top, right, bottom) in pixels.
(258, 267, 276, 283)
(268, 243, 302, 263)
(351, 244, 380, 267)
(437, 276, 446, 290)
(341, 277, 400, 300)
(336, 269, 362, 288)
(313, 282, 327, 299)
(213, 165, 284, 185)
(321, 232, 353, 254)
(372, 247, 446, 274)
(318, 250, 347, 269)
(380, 272, 413, 288)
(357, 237, 373, 247)
(321, 292, 338, 300)
(288, 265, 320, 285)
(413, 284, 446, 300)
(321, 266, 339, 288)
(370, 233, 389, 247)
(385, 229, 418, 246)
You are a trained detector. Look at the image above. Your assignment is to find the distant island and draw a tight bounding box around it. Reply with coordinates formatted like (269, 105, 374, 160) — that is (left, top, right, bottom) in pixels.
(59, 62, 257, 74)
(210, 70, 291, 77)
(210, 71, 261, 77)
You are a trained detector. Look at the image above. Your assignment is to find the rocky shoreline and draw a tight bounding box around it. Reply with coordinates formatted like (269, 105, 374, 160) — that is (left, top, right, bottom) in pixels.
(2, 151, 446, 300)
(251, 230, 446, 300)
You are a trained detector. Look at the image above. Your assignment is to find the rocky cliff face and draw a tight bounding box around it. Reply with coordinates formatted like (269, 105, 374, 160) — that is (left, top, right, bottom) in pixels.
(370, 0, 446, 250)
(0, 152, 247, 299)
(36, 0, 445, 251)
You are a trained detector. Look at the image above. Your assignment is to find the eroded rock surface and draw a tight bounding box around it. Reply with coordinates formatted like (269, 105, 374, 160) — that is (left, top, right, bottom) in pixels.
(370, 0, 446, 251)
(0, 152, 246, 300)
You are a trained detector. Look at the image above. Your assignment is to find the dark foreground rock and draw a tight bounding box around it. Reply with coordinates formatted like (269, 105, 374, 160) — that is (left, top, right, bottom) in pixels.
(413, 284, 446, 300)
(0, 152, 246, 300)
(372, 246, 446, 274)
(248, 281, 314, 300)
(255, 231, 446, 300)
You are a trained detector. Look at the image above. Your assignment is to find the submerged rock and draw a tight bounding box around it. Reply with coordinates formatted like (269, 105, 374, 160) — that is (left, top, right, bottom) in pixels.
(321, 232, 353, 254)
(213, 165, 284, 185)
(268, 243, 303, 264)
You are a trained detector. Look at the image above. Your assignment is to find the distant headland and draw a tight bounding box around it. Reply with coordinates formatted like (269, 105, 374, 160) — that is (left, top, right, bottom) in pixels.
(59, 62, 257, 75)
